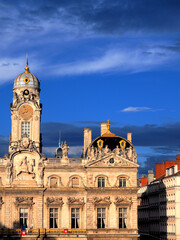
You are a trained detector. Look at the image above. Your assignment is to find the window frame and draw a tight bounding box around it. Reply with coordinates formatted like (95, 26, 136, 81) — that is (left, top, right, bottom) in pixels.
(98, 177, 105, 188)
(49, 207, 59, 229)
(119, 208, 127, 229)
(119, 177, 127, 188)
(21, 121, 31, 138)
(19, 208, 28, 228)
(97, 207, 106, 229)
(71, 208, 80, 229)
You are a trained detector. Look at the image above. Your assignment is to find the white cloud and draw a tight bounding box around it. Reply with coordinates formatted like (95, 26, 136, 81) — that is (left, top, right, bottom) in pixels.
(121, 107, 152, 112)
(49, 46, 175, 76)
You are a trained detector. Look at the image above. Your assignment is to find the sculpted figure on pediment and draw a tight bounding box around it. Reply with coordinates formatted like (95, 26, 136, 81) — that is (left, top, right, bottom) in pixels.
(62, 141, 69, 159)
(103, 145, 110, 154)
(68, 197, 85, 206)
(15, 197, 34, 206)
(89, 146, 95, 159)
(46, 197, 64, 206)
(93, 197, 112, 207)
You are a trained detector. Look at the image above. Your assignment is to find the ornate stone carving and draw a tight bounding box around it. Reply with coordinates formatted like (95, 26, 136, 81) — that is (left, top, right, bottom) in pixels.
(87, 144, 137, 163)
(67, 197, 85, 206)
(114, 197, 132, 207)
(16, 156, 35, 178)
(38, 162, 44, 184)
(15, 197, 34, 206)
(93, 197, 111, 207)
(46, 197, 64, 207)
(9, 138, 38, 153)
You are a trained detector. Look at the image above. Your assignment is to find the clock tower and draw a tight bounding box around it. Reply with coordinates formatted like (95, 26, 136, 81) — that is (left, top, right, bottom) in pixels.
(9, 63, 42, 153)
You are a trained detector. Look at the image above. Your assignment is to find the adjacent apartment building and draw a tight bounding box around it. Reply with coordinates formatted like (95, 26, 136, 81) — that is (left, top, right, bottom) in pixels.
(0, 63, 139, 240)
(138, 156, 180, 240)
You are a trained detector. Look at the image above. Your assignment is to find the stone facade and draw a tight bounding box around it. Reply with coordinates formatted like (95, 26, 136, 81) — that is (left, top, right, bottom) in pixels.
(0, 64, 139, 239)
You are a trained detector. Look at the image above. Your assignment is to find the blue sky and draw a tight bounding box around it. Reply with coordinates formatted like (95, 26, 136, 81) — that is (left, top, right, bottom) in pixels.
(0, 0, 180, 175)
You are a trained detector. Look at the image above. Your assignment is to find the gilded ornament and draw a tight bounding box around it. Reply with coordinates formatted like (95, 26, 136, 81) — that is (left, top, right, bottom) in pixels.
(120, 140, 126, 150)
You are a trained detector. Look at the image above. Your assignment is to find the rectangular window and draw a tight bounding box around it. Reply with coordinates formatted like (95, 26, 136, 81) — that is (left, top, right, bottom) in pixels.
(119, 177, 126, 187)
(98, 177, 105, 188)
(49, 208, 58, 228)
(72, 177, 79, 188)
(21, 122, 30, 138)
(119, 208, 127, 229)
(20, 208, 28, 228)
(71, 208, 80, 228)
(97, 208, 106, 229)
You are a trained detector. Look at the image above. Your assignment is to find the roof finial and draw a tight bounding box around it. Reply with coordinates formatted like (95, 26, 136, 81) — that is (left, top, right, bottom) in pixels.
(107, 120, 110, 130)
(25, 53, 30, 73)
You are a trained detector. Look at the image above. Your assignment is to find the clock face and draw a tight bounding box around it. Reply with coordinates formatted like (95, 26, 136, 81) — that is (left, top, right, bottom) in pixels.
(19, 105, 33, 120)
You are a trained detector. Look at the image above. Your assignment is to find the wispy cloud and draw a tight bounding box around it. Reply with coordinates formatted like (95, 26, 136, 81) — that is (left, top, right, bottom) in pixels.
(121, 107, 164, 112)
(49, 46, 176, 76)
(121, 107, 152, 112)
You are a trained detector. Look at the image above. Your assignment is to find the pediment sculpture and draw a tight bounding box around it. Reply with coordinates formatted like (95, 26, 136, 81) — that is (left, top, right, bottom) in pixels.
(67, 197, 85, 206)
(114, 197, 132, 207)
(93, 197, 112, 207)
(15, 197, 34, 206)
(46, 197, 64, 207)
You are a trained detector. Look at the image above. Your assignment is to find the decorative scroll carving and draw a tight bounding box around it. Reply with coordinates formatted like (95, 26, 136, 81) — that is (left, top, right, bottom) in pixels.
(93, 197, 111, 207)
(67, 197, 85, 206)
(46, 197, 64, 207)
(15, 197, 34, 206)
(114, 197, 132, 207)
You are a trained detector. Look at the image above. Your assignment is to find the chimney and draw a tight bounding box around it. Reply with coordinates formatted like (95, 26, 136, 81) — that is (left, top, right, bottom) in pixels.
(101, 122, 108, 136)
(84, 128, 92, 155)
(127, 132, 132, 143)
(148, 170, 154, 184)
(176, 154, 180, 171)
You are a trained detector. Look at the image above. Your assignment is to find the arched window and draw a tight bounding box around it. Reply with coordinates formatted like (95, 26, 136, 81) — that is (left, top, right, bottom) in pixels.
(72, 177, 79, 188)
(50, 177, 58, 188)
(98, 177, 105, 188)
(119, 177, 126, 187)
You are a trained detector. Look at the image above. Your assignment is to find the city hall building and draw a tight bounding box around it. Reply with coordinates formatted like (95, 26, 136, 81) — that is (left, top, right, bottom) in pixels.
(0, 63, 139, 239)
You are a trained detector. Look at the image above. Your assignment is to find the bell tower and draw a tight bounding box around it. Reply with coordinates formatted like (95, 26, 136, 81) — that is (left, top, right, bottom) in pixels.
(9, 62, 42, 153)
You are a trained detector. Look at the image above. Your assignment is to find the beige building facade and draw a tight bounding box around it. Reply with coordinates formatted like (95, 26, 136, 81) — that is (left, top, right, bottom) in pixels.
(138, 160, 180, 240)
(0, 64, 139, 239)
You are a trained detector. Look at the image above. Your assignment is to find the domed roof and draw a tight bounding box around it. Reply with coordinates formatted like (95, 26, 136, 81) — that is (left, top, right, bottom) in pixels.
(13, 65, 40, 89)
(85, 121, 136, 157)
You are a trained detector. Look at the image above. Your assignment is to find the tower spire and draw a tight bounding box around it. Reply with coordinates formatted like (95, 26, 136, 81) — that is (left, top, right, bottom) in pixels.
(25, 53, 30, 73)
(26, 53, 28, 66)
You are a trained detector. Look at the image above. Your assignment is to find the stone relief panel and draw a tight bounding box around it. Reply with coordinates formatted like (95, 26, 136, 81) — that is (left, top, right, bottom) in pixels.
(46, 197, 64, 207)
